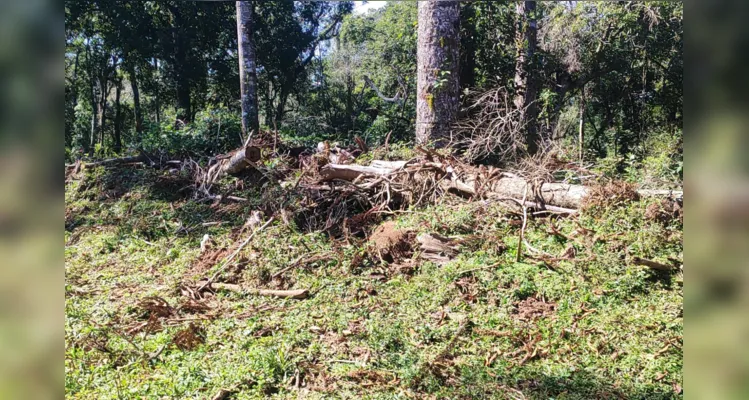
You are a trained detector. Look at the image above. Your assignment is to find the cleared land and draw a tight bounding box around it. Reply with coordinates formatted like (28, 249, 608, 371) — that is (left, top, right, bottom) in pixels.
(65, 163, 682, 399)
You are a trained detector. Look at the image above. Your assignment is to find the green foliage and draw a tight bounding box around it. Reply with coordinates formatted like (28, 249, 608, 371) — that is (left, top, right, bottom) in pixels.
(66, 165, 682, 398)
(138, 107, 243, 156)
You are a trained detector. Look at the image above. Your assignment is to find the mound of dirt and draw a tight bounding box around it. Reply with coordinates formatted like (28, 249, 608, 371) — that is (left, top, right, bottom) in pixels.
(368, 221, 414, 263)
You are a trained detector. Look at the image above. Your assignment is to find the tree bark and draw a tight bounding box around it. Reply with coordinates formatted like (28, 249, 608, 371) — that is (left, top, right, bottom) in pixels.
(514, 1, 540, 154)
(578, 91, 585, 162)
(98, 72, 109, 149)
(85, 44, 96, 155)
(154, 59, 162, 125)
(114, 78, 122, 153)
(416, 0, 461, 145)
(171, 6, 192, 125)
(236, 1, 260, 138)
(127, 62, 143, 136)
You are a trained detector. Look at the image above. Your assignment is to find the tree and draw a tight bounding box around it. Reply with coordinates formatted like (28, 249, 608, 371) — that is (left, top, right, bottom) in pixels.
(236, 1, 260, 137)
(514, 1, 540, 154)
(416, 0, 460, 145)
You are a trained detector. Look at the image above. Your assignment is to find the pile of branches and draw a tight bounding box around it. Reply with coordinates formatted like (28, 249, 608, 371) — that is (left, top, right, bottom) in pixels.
(452, 87, 527, 163)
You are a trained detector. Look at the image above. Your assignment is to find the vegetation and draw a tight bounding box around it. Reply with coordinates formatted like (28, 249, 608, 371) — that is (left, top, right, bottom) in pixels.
(65, 1, 682, 399)
(65, 158, 682, 399)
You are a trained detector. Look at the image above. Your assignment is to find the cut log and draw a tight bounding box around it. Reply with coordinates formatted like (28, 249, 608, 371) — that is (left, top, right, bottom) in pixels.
(417, 233, 461, 265)
(316, 160, 683, 210)
(319, 164, 395, 182)
(199, 281, 309, 299)
(205, 145, 261, 184)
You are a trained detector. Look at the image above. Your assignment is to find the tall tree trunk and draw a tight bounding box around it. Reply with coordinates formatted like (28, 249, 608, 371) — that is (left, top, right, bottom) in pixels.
(514, 1, 540, 154)
(236, 1, 260, 139)
(85, 44, 95, 155)
(66, 50, 81, 148)
(459, 2, 477, 89)
(578, 92, 585, 162)
(114, 78, 123, 153)
(126, 62, 143, 136)
(155, 59, 161, 125)
(171, 6, 191, 125)
(98, 74, 109, 149)
(416, 0, 461, 145)
(274, 85, 290, 128)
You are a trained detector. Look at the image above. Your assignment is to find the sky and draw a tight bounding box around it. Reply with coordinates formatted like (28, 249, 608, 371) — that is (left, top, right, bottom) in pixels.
(354, 1, 387, 14)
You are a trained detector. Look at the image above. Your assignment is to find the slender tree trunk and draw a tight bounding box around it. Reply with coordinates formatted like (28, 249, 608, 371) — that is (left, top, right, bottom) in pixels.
(578, 93, 585, 162)
(126, 62, 143, 136)
(171, 6, 191, 125)
(514, 1, 540, 154)
(416, 0, 461, 145)
(114, 78, 123, 153)
(85, 44, 96, 155)
(236, 1, 260, 138)
(459, 2, 477, 89)
(274, 85, 290, 128)
(154, 59, 161, 125)
(98, 74, 109, 149)
(66, 50, 81, 148)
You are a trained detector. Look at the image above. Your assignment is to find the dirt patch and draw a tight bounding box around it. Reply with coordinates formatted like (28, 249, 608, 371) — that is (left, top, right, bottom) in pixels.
(191, 247, 230, 277)
(368, 221, 415, 264)
(582, 181, 640, 210)
(512, 297, 556, 322)
(645, 198, 683, 225)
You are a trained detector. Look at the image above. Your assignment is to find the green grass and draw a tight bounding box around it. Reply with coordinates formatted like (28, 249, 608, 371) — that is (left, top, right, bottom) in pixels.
(65, 166, 682, 399)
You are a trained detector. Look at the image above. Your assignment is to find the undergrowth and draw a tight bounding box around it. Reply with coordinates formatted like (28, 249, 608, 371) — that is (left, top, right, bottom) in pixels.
(65, 163, 682, 399)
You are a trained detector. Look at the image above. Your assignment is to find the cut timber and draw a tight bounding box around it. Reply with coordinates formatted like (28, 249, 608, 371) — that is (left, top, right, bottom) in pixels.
(320, 164, 395, 182)
(206, 145, 261, 184)
(316, 160, 683, 210)
(199, 281, 309, 299)
(417, 233, 460, 264)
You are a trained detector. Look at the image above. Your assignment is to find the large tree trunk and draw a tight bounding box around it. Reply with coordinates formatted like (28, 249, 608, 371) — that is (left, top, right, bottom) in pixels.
(236, 1, 260, 138)
(416, 0, 460, 145)
(114, 78, 123, 153)
(514, 1, 540, 154)
(127, 62, 143, 136)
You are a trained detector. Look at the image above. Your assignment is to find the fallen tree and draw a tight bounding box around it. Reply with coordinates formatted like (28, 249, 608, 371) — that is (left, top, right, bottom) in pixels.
(312, 154, 682, 210)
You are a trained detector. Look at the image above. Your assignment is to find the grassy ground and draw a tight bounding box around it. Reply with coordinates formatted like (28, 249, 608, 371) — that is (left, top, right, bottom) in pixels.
(65, 164, 682, 399)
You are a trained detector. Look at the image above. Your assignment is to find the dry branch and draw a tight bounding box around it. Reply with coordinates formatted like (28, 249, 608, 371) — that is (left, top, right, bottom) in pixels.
(200, 281, 309, 299)
(632, 256, 675, 272)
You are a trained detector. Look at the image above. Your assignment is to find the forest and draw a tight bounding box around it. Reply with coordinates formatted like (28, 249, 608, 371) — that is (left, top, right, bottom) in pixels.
(65, 1, 683, 399)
